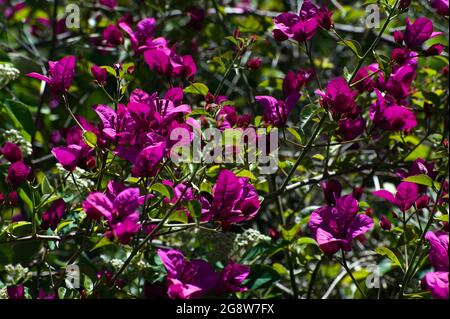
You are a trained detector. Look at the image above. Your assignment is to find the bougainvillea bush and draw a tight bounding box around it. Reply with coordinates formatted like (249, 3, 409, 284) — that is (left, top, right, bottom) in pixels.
(0, 0, 448, 300)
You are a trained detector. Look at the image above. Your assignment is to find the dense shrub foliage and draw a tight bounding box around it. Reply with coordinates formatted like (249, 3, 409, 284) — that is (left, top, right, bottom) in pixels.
(0, 0, 448, 299)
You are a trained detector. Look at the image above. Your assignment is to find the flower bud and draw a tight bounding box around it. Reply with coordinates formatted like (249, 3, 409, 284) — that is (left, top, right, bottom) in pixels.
(393, 30, 404, 45)
(416, 195, 430, 209)
(7, 191, 18, 207)
(380, 216, 392, 231)
(321, 179, 342, 205)
(353, 187, 364, 200)
(90, 65, 107, 85)
(246, 57, 261, 70)
(399, 0, 411, 10)
(0, 142, 23, 163)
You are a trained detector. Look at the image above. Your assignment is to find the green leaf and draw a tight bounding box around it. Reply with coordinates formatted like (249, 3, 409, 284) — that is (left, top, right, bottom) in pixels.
(296, 237, 318, 246)
(186, 200, 202, 220)
(403, 174, 438, 188)
(101, 65, 116, 76)
(235, 169, 256, 181)
(299, 104, 319, 132)
(40, 175, 54, 195)
(286, 127, 303, 143)
(337, 39, 362, 57)
(240, 242, 271, 264)
(168, 210, 188, 224)
(184, 83, 209, 96)
(8, 221, 32, 233)
(272, 262, 289, 276)
(189, 109, 210, 116)
(90, 236, 113, 252)
(244, 265, 280, 290)
(281, 223, 301, 241)
(1, 99, 35, 140)
(18, 188, 33, 212)
(150, 183, 174, 200)
(375, 247, 404, 271)
(82, 131, 97, 148)
(57, 220, 73, 232)
(434, 214, 449, 222)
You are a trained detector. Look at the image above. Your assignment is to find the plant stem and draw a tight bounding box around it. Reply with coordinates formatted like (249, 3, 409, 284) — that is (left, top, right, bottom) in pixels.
(341, 250, 366, 298)
(398, 167, 448, 298)
(348, 0, 400, 83)
(279, 114, 326, 191)
(96, 165, 200, 292)
(305, 40, 322, 91)
(307, 256, 323, 299)
(62, 93, 85, 132)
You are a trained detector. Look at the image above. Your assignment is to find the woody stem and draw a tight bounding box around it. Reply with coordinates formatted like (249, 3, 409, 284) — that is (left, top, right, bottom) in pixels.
(341, 250, 366, 297)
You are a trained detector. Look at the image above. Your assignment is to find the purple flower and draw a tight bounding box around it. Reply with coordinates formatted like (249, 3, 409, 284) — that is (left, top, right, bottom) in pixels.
(119, 18, 156, 52)
(424, 43, 445, 56)
(91, 65, 107, 85)
(131, 140, 166, 177)
(136, 18, 156, 40)
(7, 284, 25, 299)
(158, 249, 218, 299)
(423, 231, 449, 299)
(0, 142, 23, 162)
(423, 272, 449, 299)
(272, 1, 327, 42)
(255, 93, 301, 127)
(83, 186, 141, 244)
(51, 145, 82, 171)
(315, 77, 359, 120)
(246, 57, 262, 70)
(385, 65, 416, 102)
(272, 13, 299, 41)
(217, 262, 250, 294)
(317, 6, 333, 30)
(403, 17, 442, 49)
(187, 7, 205, 30)
(399, 158, 437, 180)
(308, 195, 374, 255)
(282, 70, 312, 96)
(207, 169, 260, 229)
(430, 0, 449, 15)
(143, 41, 197, 79)
(41, 198, 67, 230)
(38, 289, 58, 299)
(416, 195, 430, 209)
(99, 0, 117, 9)
(372, 181, 419, 212)
(337, 117, 365, 141)
(292, 18, 319, 42)
(370, 90, 417, 133)
(30, 17, 66, 38)
(6, 161, 31, 189)
(351, 64, 380, 93)
(27, 56, 76, 96)
(216, 105, 238, 130)
(94, 104, 136, 143)
(103, 24, 124, 46)
(425, 231, 448, 272)
(379, 216, 392, 231)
